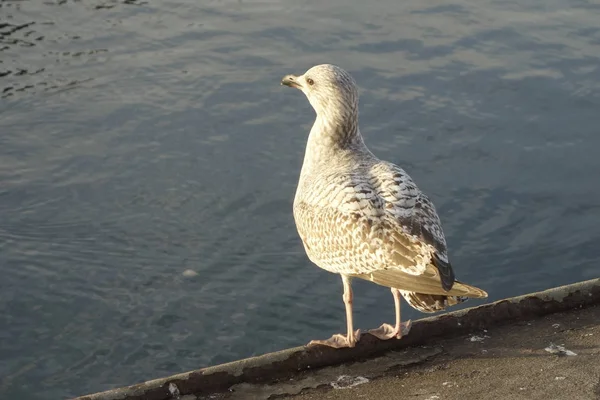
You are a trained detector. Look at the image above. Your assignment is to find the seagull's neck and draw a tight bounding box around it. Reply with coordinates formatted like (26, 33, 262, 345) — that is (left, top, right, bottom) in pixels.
(302, 110, 372, 170)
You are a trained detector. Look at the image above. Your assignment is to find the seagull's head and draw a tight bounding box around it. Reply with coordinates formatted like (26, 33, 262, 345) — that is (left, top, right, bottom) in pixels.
(281, 64, 359, 122)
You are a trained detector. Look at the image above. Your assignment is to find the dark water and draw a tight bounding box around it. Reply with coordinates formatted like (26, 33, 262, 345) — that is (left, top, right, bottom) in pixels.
(1, 0, 599, 398)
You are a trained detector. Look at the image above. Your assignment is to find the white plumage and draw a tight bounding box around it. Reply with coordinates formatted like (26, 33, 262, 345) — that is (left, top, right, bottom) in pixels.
(281, 64, 487, 348)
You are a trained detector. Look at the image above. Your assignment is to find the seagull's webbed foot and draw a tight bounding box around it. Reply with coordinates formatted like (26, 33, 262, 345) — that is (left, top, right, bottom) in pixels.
(308, 329, 361, 349)
(368, 320, 412, 340)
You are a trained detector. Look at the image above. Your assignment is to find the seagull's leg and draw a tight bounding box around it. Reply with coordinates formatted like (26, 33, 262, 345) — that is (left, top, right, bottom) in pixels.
(341, 274, 360, 345)
(308, 274, 361, 348)
(368, 288, 412, 340)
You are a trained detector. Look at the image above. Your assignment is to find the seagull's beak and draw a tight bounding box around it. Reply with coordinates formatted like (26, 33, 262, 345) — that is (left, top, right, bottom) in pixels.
(281, 74, 302, 89)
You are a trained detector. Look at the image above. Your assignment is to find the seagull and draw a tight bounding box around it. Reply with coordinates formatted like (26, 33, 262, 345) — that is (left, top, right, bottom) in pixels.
(281, 64, 487, 349)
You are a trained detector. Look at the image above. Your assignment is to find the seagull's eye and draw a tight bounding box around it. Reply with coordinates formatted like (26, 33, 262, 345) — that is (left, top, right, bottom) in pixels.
(306, 78, 314, 86)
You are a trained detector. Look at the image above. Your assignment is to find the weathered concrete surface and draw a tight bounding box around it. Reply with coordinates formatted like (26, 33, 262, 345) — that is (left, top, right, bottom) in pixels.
(73, 278, 600, 400)
(268, 304, 600, 400)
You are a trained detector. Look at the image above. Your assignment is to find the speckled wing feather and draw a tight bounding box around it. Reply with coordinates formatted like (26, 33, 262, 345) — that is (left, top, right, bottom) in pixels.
(357, 162, 486, 301)
(293, 163, 439, 275)
(294, 201, 436, 277)
(293, 161, 487, 299)
(369, 162, 456, 290)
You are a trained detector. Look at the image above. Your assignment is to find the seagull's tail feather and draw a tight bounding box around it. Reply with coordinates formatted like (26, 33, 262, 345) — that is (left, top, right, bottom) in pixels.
(399, 291, 468, 313)
(352, 268, 488, 298)
(355, 267, 487, 313)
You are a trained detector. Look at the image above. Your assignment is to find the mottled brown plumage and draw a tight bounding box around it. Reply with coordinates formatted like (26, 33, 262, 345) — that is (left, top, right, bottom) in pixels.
(281, 64, 487, 348)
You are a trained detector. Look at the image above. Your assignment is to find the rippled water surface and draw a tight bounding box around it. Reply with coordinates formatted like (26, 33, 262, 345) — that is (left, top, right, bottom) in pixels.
(1, 0, 600, 398)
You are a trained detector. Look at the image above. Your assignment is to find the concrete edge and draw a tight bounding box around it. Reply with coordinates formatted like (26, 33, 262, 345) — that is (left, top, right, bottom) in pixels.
(74, 277, 600, 400)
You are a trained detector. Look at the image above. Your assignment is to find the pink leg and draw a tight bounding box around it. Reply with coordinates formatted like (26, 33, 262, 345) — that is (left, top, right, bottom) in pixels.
(368, 288, 412, 340)
(308, 275, 361, 348)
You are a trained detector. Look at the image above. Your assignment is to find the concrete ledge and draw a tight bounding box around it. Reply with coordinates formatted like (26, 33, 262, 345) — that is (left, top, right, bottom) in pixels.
(74, 278, 600, 400)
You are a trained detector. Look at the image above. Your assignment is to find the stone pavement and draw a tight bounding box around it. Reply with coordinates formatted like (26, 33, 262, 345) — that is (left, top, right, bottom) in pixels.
(268, 305, 599, 400)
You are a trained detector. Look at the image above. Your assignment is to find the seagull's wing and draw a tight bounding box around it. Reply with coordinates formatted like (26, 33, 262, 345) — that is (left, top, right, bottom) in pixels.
(363, 162, 457, 290)
(293, 169, 448, 279)
(293, 164, 486, 298)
